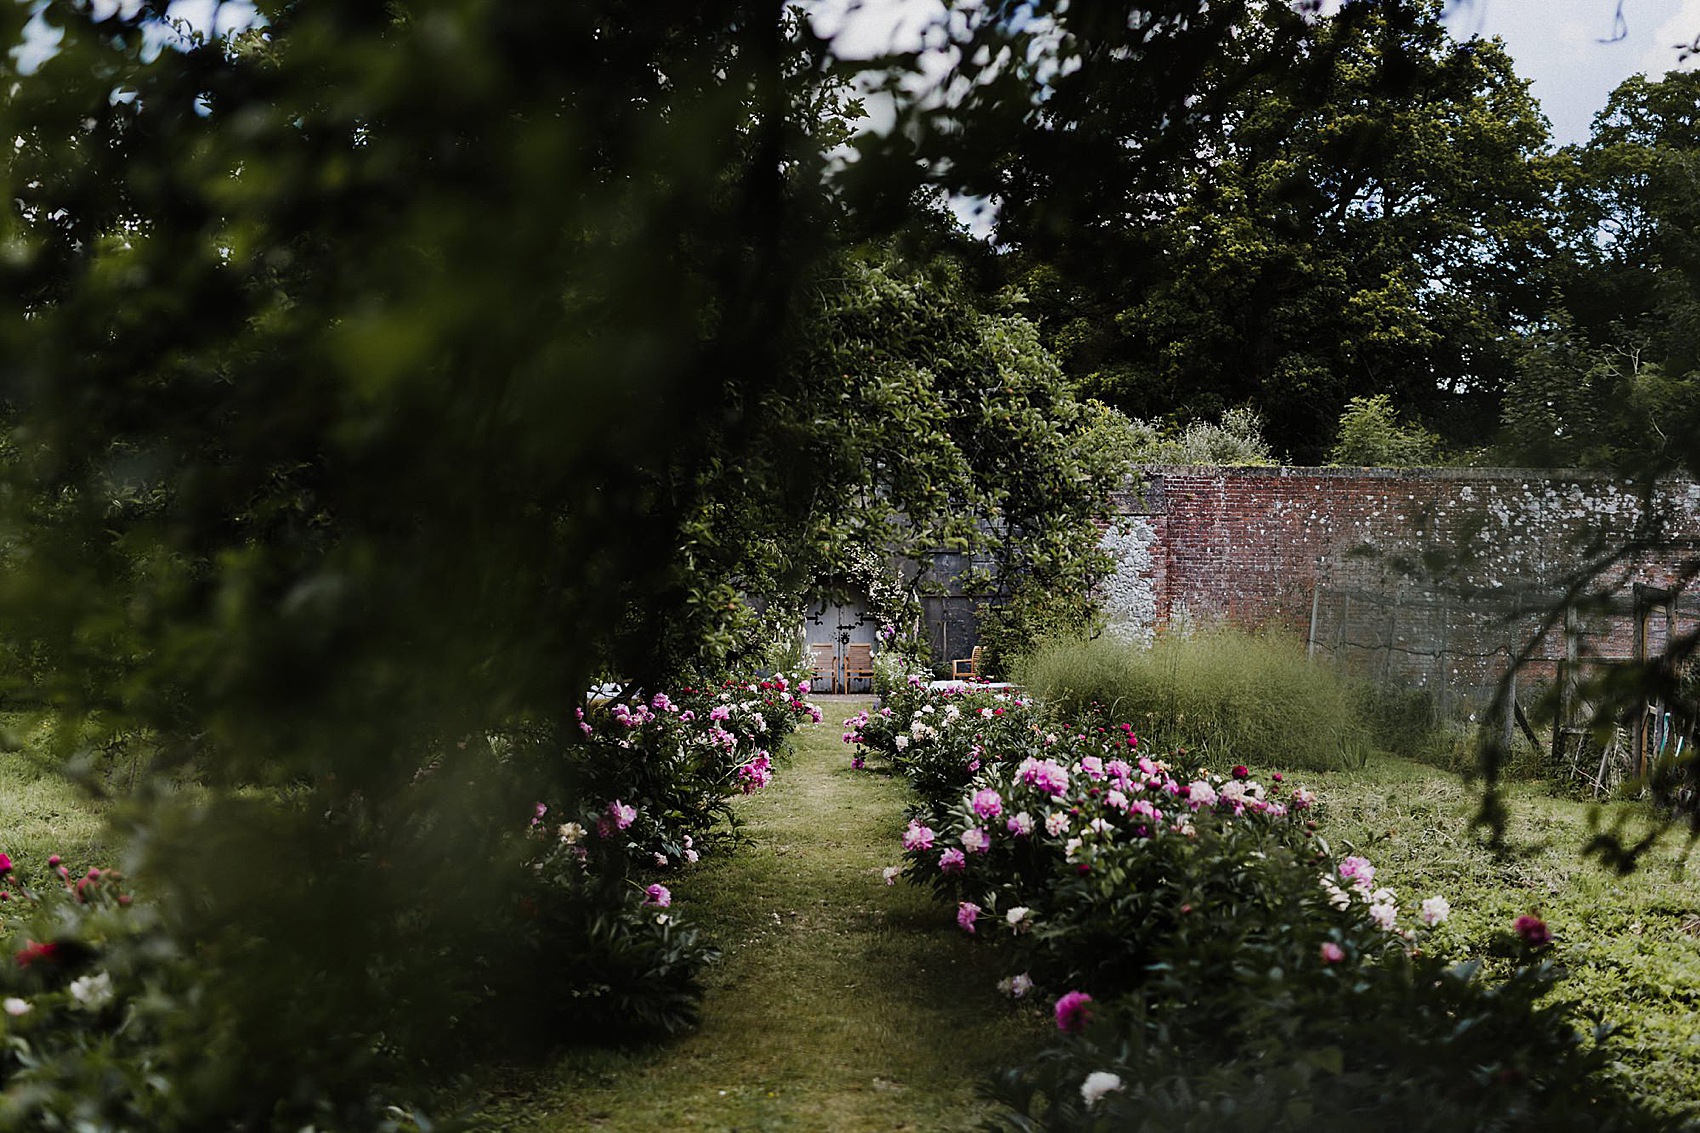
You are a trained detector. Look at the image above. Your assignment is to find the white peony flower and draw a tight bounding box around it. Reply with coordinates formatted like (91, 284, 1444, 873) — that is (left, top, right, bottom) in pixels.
(997, 972, 1035, 999)
(3, 997, 30, 1017)
(1420, 895, 1451, 926)
(1080, 1070, 1125, 1108)
(68, 971, 114, 1010)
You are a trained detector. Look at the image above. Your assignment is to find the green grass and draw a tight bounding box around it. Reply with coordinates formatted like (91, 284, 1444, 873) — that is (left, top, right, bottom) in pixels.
(0, 713, 114, 871)
(1305, 752, 1700, 1123)
(468, 698, 1048, 1132)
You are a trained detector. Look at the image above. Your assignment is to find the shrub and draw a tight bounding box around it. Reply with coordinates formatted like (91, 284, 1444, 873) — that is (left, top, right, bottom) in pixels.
(975, 579, 1102, 680)
(552, 674, 820, 862)
(891, 707, 1319, 992)
(986, 901, 1661, 1133)
(1328, 394, 1445, 467)
(0, 671, 818, 1130)
(1019, 632, 1372, 771)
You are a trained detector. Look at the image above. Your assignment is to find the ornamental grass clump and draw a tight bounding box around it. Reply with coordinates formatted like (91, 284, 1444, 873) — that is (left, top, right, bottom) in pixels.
(1020, 630, 1372, 771)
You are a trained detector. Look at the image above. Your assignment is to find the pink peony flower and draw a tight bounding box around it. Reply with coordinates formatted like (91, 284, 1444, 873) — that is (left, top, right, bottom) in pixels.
(0, 853, 11, 876)
(1319, 941, 1345, 964)
(1006, 811, 1034, 836)
(1420, 895, 1451, 927)
(607, 800, 638, 830)
(957, 901, 981, 933)
(1024, 759, 1071, 796)
(737, 753, 773, 793)
(939, 847, 967, 874)
(1054, 990, 1093, 1033)
(902, 821, 936, 851)
(1338, 855, 1375, 887)
(644, 884, 671, 908)
(961, 827, 991, 854)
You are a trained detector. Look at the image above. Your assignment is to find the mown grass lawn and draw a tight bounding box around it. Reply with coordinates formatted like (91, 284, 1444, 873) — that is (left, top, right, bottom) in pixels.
(0, 713, 116, 871)
(1304, 752, 1700, 1123)
(468, 697, 1051, 1132)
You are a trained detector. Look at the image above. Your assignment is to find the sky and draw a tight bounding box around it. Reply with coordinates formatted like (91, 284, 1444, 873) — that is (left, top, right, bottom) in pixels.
(810, 0, 1700, 148)
(1448, 0, 1700, 145)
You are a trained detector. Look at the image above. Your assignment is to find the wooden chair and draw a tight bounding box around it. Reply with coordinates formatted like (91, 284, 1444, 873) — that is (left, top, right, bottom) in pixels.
(809, 642, 838, 694)
(843, 642, 875, 693)
(952, 645, 983, 681)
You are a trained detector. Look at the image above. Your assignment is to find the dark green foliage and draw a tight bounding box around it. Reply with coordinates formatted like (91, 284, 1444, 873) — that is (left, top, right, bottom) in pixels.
(0, 0, 1120, 1119)
(986, 946, 1663, 1133)
(975, 580, 1103, 682)
(942, 0, 1554, 461)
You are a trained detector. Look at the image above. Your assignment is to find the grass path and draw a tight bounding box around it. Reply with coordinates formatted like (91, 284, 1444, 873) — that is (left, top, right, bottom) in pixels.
(477, 697, 1044, 1132)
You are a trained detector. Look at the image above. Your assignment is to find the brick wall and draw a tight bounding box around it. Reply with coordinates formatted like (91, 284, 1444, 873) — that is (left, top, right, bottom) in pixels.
(1115, 467, 1700, 695)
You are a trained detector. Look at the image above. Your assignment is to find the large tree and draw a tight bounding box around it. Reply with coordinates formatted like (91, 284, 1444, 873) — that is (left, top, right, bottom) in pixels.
(1500, 70, 1700, 473)
(916, 0, 1554, 461)
(0, 0, 1129, 1120)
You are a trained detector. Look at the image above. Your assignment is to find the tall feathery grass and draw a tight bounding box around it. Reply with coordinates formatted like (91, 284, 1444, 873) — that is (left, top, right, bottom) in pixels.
(1019, 630, 1372, 771)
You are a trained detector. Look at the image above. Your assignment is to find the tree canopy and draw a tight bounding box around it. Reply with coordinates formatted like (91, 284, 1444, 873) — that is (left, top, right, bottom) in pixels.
(941, 0, 1555, 461)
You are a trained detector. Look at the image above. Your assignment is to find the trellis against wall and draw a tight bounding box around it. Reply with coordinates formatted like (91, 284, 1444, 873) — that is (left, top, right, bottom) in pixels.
(1305, 577, 1700, 787)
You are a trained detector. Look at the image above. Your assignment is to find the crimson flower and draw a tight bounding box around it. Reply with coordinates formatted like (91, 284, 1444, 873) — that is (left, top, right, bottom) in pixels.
(1513, 914, 1551, 948)
(14, 941, 59, 968)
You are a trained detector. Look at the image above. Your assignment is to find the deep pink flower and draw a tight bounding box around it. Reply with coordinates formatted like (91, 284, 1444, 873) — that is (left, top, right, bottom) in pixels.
(14, 941, 58, 968)
(644, 884, 672, 908)
(607, 800, 638, 830)
(1319, 941, 1345, 964)
(1054, 990, 1093, 1033)
(0, 853, 11, 876)
(939, 847, 967, 874)
(957, 901, 981, 933)
(1231, 765, 1250, 780)
(1513, 914, 1551, 948)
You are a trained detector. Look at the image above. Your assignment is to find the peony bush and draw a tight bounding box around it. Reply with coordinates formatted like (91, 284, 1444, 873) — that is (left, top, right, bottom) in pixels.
(0, 671, 818, 1131)
(862, 684, 1664, 1132)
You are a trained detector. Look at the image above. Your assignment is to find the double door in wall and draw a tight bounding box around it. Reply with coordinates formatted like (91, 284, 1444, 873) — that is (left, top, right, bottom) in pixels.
(804, 594, 875, 693)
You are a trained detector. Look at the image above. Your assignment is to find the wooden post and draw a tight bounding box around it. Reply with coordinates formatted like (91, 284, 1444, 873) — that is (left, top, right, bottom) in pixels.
(1307, 582, 1321, 663)
(1434, 603, 1450, 726)
(1503, 668, 1518, 757)
(1381, 594, 1399, 682)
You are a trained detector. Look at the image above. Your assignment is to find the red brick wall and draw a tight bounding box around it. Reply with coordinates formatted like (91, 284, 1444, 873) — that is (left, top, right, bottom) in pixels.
(1116, 467, 1700, 691)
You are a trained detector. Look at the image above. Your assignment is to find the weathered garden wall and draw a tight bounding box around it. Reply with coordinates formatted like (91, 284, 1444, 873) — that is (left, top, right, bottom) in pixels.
(1111, 466, 1700, 702)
